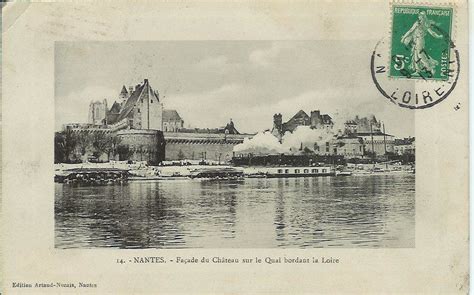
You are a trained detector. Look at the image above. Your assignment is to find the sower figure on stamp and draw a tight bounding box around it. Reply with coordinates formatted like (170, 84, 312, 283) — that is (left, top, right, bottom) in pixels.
(401, 11, 443, 76)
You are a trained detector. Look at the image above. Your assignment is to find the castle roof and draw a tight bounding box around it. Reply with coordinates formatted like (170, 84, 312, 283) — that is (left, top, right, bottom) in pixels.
(290, 110, 309, 121)
(163, 109, 183, 122)
(120, 85, 128, 95)
(224, 120, 239, 134)
(321, 114, 333, 124)
(109, 101, 121, 114)
(116, 79, 159, 122)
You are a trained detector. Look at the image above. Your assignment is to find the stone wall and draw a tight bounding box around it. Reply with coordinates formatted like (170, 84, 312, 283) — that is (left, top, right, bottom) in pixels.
(165, 141, 237, 162)
(117, 129, 165, 164)
(163, 132, 250, 162)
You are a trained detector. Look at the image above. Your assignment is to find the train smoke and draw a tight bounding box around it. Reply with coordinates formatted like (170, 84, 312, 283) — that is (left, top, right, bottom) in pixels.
(234, 126, 337, 155)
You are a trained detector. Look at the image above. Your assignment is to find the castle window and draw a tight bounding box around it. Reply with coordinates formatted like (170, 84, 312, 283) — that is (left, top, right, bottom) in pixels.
(140, 99, 143, 103)
(137, 108, 140, 113)
(151, 100, 153, 103)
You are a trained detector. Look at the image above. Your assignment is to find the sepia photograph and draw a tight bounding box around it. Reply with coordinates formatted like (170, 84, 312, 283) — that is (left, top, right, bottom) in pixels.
(54, 41, 416, 249)
(2, 1, 469, 294)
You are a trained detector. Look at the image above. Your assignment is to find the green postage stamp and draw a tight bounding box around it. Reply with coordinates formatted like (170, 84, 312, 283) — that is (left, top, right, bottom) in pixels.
(390, 5, 453, 80)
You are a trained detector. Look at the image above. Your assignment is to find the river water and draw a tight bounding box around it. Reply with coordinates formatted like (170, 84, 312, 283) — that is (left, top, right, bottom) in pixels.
(55, 174, 415, 249)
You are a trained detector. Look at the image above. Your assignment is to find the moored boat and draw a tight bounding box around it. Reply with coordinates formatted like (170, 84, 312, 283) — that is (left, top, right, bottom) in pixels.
(335, 171, 352, 176)
(246, 166, 335, 178)
(189, 167, 244, 180)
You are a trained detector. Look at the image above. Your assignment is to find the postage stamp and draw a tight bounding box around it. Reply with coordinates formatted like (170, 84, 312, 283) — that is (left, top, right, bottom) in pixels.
(371, 3, 458, 109)
(390, 5, 453, 80)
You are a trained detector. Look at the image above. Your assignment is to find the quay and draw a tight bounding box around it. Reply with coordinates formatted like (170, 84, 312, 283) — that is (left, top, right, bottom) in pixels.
(54, 160, 414, 184)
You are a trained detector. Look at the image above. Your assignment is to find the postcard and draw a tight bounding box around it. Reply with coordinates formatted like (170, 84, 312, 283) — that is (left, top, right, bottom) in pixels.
(1, 0, 469, 294)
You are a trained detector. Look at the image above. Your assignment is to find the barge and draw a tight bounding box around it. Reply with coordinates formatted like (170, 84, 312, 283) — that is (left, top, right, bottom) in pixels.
(189, 167, 244, 180)
(245, 166, 335, 178)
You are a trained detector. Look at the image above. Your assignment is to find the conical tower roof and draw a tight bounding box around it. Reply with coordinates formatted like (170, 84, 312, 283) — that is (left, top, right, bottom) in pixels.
(120, 85, 128, 95)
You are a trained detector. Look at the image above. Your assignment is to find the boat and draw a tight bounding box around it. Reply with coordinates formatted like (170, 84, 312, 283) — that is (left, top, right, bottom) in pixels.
(247, 172, 268, 178)
(247, 166, 335, 178)
(351, 168, 415, 176)
(189, 167, 244, 180)
(335, 171, 352, 176)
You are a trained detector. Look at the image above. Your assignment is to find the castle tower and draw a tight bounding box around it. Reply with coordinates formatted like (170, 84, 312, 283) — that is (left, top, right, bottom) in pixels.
(271, 113, 283, 140)
(88, 99, 107, 125)
(118, 85, 129, 107)
(310, 110, 322, 128)
(115, 79, 163, 131)
(143, 79, 163, 131)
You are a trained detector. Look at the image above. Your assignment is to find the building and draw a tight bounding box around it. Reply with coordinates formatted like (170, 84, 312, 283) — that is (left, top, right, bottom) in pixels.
(271, 109, 334, 139)
(58, 79, 253, 164)
(394, 137, 415, 155)
(334, 135, 365, 158)
(164, 132, 247, 163)
(62, 79, 166, 164)
(116, 129, 165, 164)
(88, 99, 108, 125)
(344, 115, 394, 156)
(114, 79, 163, 130)
(344, 115, 382, 134)
(162, 110, 184, 132)
(163, 119, 248, 162)
(88, 79, 163, 130)
(352, 132, 394, 155)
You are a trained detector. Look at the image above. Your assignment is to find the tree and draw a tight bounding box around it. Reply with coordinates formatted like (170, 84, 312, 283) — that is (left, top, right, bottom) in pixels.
(91, 132, 109, 160)
(76, 132, 92, 157)
(117, 145, 134, 161)
(54, 129, 77, 163)
(106, 135, 122, 161)
(54, 133, 67, 163)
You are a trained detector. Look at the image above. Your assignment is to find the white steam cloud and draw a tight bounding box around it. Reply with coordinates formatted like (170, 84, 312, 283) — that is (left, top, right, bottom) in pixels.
(233, 131, 286, 154)
(234, 126, 337, 155)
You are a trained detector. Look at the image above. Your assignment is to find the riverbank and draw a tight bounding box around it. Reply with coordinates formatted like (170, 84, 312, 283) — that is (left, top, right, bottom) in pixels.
(55, 161, 414, 183)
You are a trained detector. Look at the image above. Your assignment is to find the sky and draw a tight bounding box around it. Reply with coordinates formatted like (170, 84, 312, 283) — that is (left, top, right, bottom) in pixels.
(55, 41, 415, 137)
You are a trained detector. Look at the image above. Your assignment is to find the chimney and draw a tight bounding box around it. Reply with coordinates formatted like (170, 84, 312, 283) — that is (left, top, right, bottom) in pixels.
(129, 86, 134, 94)
(144, 79, 148, 83)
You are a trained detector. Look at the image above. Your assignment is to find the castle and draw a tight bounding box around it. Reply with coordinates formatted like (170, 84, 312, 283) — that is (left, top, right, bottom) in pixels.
(263, 110, 394, 158)
(88, 79, 168, 130)
(60, 79, 251, 164)
(57, 79, 400, 164)
(271, 109, 334, 139)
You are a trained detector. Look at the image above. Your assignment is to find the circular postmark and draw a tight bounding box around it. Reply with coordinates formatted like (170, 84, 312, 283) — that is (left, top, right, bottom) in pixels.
(371, 38, 460, 109)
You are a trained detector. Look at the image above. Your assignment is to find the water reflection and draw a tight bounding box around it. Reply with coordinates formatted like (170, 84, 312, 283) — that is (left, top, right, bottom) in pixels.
(55, 175, 415, 248)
